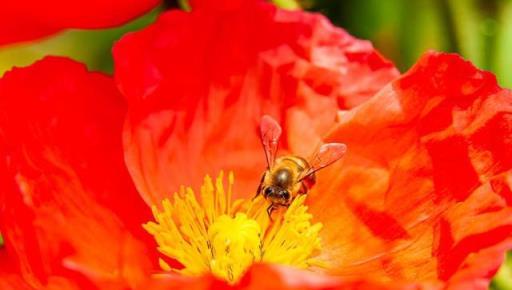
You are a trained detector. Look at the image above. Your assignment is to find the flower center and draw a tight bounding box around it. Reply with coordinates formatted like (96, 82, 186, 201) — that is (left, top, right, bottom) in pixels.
(143, 172, 323, 284)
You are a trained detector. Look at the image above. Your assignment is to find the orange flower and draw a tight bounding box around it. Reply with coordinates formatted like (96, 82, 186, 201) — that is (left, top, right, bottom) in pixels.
(1, 1, 511, 289)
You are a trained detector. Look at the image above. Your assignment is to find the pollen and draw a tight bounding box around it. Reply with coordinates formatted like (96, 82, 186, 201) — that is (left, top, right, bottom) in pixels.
(143, 172, 323, 284)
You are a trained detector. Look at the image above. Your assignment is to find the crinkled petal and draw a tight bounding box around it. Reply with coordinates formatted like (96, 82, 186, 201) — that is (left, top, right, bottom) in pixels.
(0, 57, 154, 289)
(310, 52, 512, 289)
(113, 0, 397, 205)
(0, 0, 159, 46)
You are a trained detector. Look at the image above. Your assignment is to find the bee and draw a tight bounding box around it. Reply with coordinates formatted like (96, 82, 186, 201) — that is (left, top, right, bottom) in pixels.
(255, 115, 346, 218)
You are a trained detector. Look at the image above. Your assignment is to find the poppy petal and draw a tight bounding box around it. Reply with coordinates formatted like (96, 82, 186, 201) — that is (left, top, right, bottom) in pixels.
(113, 1, 398, 205)
(0, 272, 38, 290)
(134, 263, 415, 290)
(311, 52, 512, 288)
(238, 263, 410, 290)
(0, 0, 159, 46)
(0, 57, 154, 288)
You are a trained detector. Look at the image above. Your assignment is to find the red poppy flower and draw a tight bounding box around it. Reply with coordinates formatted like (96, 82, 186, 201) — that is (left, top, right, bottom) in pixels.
(0, 0, 160, 46)
(1, 1, 512, 290)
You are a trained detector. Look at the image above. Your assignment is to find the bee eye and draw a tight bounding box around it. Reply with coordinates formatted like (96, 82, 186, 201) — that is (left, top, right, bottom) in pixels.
(264, 187, 273, 196)
(282, 191, 290, 200)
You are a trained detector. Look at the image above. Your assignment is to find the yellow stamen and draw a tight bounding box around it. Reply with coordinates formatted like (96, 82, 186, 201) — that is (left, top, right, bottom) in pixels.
(143, 171, 323, 284)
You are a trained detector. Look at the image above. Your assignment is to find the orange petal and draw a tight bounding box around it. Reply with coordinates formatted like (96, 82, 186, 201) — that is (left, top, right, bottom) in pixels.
(309, 52, 512, 288)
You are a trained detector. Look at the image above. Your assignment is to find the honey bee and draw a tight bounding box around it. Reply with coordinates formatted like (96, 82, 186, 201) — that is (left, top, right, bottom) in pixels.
(255, 115, 346, 218)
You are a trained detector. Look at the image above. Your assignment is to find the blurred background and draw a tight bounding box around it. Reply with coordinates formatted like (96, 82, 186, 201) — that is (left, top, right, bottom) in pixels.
(0, 0, 510, 288)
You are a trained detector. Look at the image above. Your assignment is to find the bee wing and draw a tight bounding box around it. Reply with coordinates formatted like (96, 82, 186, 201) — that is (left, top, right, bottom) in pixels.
(260, 115, 282, 169)
(300, 143, 347, 181)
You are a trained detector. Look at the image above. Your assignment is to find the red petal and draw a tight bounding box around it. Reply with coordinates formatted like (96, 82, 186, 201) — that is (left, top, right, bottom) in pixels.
(0, 250, 38, 290)
(0, 57, 154, 288)
(310, 52, 512, 288)
(113, 1, 397, 205)
(134, 263, 416, 290)
(238, 264, 410, 290)
(0, 0, 159, 46)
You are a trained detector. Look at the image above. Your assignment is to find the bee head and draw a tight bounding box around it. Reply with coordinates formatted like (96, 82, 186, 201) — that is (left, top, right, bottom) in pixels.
(264, 186, 291, 204)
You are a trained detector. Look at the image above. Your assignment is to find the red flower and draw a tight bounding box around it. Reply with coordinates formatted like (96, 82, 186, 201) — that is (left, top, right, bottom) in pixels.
(1, 1, 512, 290)
(0, 0, 159, 46)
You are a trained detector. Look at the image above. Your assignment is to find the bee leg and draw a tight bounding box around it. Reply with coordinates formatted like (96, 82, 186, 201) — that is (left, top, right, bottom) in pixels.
(253, 174, 266, 201)
(266, 204, 275, 221)
(252, 185, 261, 201)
